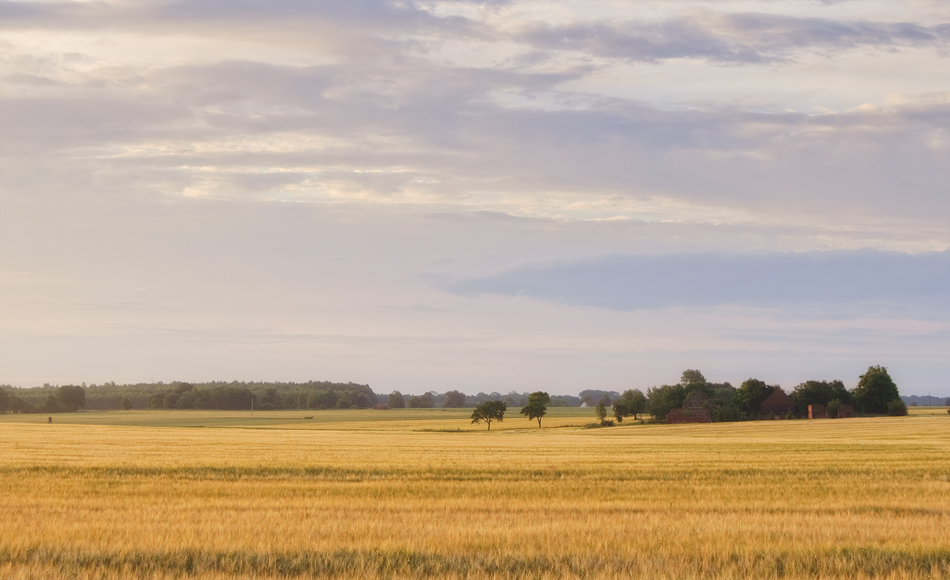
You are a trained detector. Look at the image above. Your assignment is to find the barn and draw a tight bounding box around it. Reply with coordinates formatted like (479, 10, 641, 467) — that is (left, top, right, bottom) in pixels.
(760, 388, 796, 418)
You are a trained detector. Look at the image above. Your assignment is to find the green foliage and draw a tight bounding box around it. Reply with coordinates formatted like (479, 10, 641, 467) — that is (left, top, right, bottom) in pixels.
(387, 391, 405, 409)
(790, 380, 852, 414)
(680, 369, 707, 388)
(623, 389, 647, 419)
(646, 384, 685, 420)
(121, 396, 132, 410)
(443, 390, 466, 408)
(57, 385, 86, 412)
(853, 366, 900, 414)
(826, 399, 841, 419)
(578, 389, 620, 406)
(887, 399, 908, 416)
(595, 401, 608, 424)
(520, 391, 549, 427)
(734, 379, 776, 418)
(470, 400, 506, 430)
(40, 394, 63, 413)
(408, 392, 435, 408)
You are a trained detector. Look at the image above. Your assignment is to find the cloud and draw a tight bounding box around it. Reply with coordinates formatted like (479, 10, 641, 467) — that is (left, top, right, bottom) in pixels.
(517, 12, 950, 63)
(442, 250, 950, 312)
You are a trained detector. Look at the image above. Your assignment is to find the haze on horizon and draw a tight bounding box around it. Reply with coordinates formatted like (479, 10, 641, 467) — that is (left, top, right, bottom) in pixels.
(1, 0, 948, 396)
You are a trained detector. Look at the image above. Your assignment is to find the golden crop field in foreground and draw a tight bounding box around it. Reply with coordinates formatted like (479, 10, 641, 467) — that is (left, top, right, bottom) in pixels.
(1, 410, 948, 579)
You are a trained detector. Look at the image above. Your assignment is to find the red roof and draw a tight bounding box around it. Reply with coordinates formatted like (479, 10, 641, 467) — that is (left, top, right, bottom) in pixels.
(760, 388, 796, 414)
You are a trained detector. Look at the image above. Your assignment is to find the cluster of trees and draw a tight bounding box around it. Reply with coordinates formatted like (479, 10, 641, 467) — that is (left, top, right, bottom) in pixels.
(385, 391, 463, 408)
(636, 366, 905, 422)
(0, 385, 85, 414)
(469, 391, 552, 430)
(385, 389, 577, 409)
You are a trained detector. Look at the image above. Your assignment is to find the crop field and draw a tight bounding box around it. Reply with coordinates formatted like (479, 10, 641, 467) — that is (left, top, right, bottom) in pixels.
(1, 410, 948, 579)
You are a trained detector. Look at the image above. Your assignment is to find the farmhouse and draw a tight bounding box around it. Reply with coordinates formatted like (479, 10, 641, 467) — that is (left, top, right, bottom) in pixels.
(808, 404, 826, 419)
(760, 388, 796, 418)
(837, 404, 855, 418)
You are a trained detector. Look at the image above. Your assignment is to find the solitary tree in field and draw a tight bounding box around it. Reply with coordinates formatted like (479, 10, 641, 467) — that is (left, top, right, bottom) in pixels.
(520, 391, 550, 427)
(853, 366, 899, 414)
(471, 400, 507, 430)
(595, 401, 608, 425)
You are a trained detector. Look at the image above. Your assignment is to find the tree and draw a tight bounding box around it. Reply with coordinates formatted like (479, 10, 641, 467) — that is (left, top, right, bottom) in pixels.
(408, 392, 435, 408)
(612, 400, 626, 422)
(853, 366, 899, 414)
(790, 380, 852, 414)
(578, 389, 620, 407)
(616, 389, 647, 420)
(471, 400, 506, 430)
(595, 400, 608, 424)
(387, 391, 405, 409)
(887, 399, 908, 416)
(57, 385, 86, 412)
(121, 396, 132, 410)
(826, 398, 842, 419)
(680, 370, 707, 388)
(646, 384, 686, 420)
(443, 390, 466, 408)
(520, 391, 550, 427)
(734, 379, 775, 418)
(147, 394, 163, 409)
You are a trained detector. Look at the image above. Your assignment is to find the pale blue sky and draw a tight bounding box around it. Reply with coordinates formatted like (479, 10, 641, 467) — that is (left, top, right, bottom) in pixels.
(1, 0, 948, 395)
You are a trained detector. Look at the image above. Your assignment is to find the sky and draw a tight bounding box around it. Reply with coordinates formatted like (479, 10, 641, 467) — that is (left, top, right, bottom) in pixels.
(1, 0, 948, 397)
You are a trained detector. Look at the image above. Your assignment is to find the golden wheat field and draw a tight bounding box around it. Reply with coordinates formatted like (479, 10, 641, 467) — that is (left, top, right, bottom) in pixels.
(1, 409, 948, 580)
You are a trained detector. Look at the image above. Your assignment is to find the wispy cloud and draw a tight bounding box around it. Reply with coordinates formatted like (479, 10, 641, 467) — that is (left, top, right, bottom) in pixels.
(517, 13, 950, 64)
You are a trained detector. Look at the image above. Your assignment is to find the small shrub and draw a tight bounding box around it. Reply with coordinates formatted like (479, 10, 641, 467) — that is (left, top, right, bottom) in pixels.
(887, 399, 908, 416)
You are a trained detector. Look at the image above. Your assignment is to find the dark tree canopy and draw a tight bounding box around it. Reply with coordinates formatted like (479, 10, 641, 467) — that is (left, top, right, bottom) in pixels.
(790, 380, 852, 412)
(443, 390, 467, 408)
(520, 391, 550, 427)
(387, 391, 405, 409)
(408, 392, 435, 408)
(734, 379, 776, 418)
(57, 385, 86, 412)
(578, 389, 620, 406)
(471, 400, 506, 430)
(680, 370, 707, 388)
(624, 389, 647, 419)
(853, 366, 899, 414)
(646, 384, 686, 420)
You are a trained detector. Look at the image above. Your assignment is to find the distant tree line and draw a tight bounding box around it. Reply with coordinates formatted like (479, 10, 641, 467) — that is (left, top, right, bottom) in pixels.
(383, 389, 580, 409)
(0, 381, 377, 413)
(1, 366, 914, 419)
(0, 385, 85, 414)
